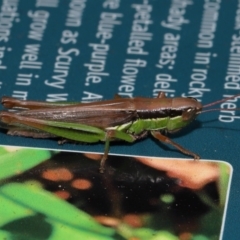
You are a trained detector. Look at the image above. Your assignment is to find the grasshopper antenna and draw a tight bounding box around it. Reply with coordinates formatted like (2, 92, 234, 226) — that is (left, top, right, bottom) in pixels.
(202, 93, 240, 109)
(200, 93, 240, 114)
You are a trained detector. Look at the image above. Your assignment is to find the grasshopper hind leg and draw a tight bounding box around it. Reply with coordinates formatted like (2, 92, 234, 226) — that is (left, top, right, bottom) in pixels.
(151, 130, 200, 160)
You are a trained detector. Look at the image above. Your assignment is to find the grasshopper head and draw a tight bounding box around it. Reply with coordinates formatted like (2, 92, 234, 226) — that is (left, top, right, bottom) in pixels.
(172, 97, 203, 122)
(175, 93, 240, 122)
(166, 97, 202, 132)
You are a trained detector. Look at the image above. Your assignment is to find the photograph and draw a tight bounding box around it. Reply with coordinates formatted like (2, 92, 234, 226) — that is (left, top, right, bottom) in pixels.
(0, 146, 231, 240)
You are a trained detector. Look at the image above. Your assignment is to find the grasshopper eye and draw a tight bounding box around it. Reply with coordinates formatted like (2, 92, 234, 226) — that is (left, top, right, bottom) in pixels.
(182, 108, 196, 121)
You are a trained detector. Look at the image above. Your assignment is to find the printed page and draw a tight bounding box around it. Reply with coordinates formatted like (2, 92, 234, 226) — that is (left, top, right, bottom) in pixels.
(0, 1, 239, 238)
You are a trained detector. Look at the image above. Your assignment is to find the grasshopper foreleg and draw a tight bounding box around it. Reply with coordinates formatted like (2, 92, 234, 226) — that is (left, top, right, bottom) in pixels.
(151, 131, 200, 160)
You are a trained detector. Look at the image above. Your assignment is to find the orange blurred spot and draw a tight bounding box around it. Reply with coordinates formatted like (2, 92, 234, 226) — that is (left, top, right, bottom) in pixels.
(123, 214, 143, 228)
(94, 216, 120, 227)
(71, 178, 92, 190)
(83, 153, 102, 161)
(137, 157, 221, 190)
(54, 190, 70, 200)
(42, 168, 73, 181)
(179, 232, 192, 240)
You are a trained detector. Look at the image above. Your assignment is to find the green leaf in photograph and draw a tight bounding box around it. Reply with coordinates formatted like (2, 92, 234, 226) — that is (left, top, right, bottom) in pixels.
(0, 148, 55, 181)
(0, 183, 115, 240)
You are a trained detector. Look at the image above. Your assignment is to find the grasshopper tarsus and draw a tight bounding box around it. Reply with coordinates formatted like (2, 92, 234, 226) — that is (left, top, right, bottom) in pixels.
(99, 152, 109, 173)
(99, 164, 105, 174)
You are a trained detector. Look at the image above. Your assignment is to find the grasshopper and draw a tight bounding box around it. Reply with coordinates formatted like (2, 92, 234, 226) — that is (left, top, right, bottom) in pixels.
(0, 92, 239, 172)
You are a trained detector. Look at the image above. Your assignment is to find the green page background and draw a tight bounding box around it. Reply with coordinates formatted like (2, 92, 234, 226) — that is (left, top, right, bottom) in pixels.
(0, 1, 239, 238)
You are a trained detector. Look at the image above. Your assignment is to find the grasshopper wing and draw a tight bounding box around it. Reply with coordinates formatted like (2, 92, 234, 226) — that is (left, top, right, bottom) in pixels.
(3, 98, 137, 128)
